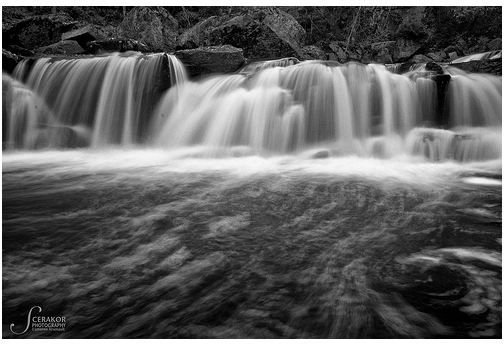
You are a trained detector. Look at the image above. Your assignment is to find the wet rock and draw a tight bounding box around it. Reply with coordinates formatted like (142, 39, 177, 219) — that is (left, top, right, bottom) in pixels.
(86, 38, 150, 54)
(6, 45, 34, 57)
(3, 14, 77, 50)
(175, 45, 245, 78)
(61, 25, 98, 48)
(2, 49, 21, 74)
(300, 45, 327, 60)
(448, 51, 459, 61)
(36, 40, 85, 55)
(119, 6, 178, 52)
(393, 38, 422, 62)
(486, 38, 501, 51)
(310, 150, 330, 159)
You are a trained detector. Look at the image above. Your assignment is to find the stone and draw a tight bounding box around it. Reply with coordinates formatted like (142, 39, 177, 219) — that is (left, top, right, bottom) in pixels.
(329, 41, 348, 62)
(2, 49, 21, 74)
(487, 38, 502, 51)
(370, 41, 396, 64)
(61, 25, 98, 48)
(299, 45, 327, 60)
(177, 16, 223, 49)
(448, 51, 458, 61)
(409, 54, 433, 63)
(426, 51, 447, 62)
(86, 38, 150, 54)
(200, 8, 306, 60)
(450, 59, 501, 76)
(392, 38, 422, 62)
(3, 14, 77, 50)
(119, 6, 178, 52)
(175, 45, 246, 77)
(36, 40, 85, 55)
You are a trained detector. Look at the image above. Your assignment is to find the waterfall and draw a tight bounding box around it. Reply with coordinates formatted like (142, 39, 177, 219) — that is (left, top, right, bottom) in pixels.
(3, 55, 501, 162)
(5, 52, 186, 148)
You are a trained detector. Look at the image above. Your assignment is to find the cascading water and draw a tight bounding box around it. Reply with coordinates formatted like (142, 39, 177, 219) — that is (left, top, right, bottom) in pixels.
(4, 52, 186, 149)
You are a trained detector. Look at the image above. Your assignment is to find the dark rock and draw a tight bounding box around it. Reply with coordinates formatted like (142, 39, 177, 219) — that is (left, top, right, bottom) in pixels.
(487, 38, 502, 51)
(425, 61, 444, 74)
(409, 54, 432, 63)
(86, 38, 150, 54)
(119, 6, 178, 52)
(195, 8, 306, 60)
(426, 51, 447, 62)
(393, 38, 422, 62)
(444, 45, 463, 56)
(3, 14, 77, 50)
(431, 74, 451, 126)
(450, 59, 502, 76)
(370, 41, 396, 64)
(36, 40, 85, 55)
(328, 41, 348, 62)
(61, 25, 98, 48)
(299, 45, 327, 60)
(177, 16, 223, 49)
(2, 49, 21, 74)
(175, 45, 246, 77)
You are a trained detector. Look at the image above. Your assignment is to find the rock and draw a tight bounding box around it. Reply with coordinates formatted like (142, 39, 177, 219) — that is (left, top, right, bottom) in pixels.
(86, 38, 150, 54)
(370, 41, 396, 64)
(36, 40, 85, 55)
(2, 49, 21, 74)
(329, 41, 348, 62)
(61, 25, 98, 48)
(426, 51, 447, 62)
(177, 16, 223, 49)
(444, 45, 463, 56)
(393, 38, 422, 62)
(300, 45, 327, 60)
(4, 14, 77, 50)
(409, 54, 432, 63)
(119, 6, 178, 52)
(487, 38, 502, 51)
(201, 8, 306, 59)
(175, 45, 246, 77)
(310, 150, 330, 159)
(425, 61, 444, 74)
(448, 51, 459, 61)
(450, 59, 501, 76)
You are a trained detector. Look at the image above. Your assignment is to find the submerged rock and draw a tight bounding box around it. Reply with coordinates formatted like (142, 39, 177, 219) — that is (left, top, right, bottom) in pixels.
(119, 6, 178, 52)
(175, 45, 245, 77)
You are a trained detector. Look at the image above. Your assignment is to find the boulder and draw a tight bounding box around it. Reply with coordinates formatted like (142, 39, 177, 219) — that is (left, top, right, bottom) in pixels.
(370, 41, 396, 64)
(36, 40, 85, 55)
(3, 14, 77, 50)
(426, 51, 447, 62)
(177, 16, 223, 49)
(448, 51, 459, 61)
(2, 49, 22, 74)
(61, 25, 98, 48)
(185, 8, 306, 60)
(119, 7, 178, 52)
(409, 54, 432, 63)
(175, 45, 245, 77)
(86, 38, 150, 54)
(300, 45, 327, 60)
(487, 38, 502, 51)
(328, 41, 348, 62)
(450, 59, 501, 76)
(5, 45, 34, 57)
(392, 38, 422, 62)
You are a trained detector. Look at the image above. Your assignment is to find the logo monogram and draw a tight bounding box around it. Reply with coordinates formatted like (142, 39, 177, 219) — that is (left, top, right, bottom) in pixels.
(10, 306, 42, 335)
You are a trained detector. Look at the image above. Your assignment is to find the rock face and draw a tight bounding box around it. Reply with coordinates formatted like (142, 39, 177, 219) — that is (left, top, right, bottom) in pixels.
(328, 41, 348, 62)
(86, 38, 150, 54)
(370, 41, 395, 64)
(3, 14, 77, 50)
(451, 59, 502, 76)
(61, 25, 98, 48)
(393, 38, 422, 62)
(36, 40, 85, 55)
(2, 49, 22, 73)
(119, 7, 178, 52)
(175, 45, 245, 77)
(177, 8, 306, 60)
